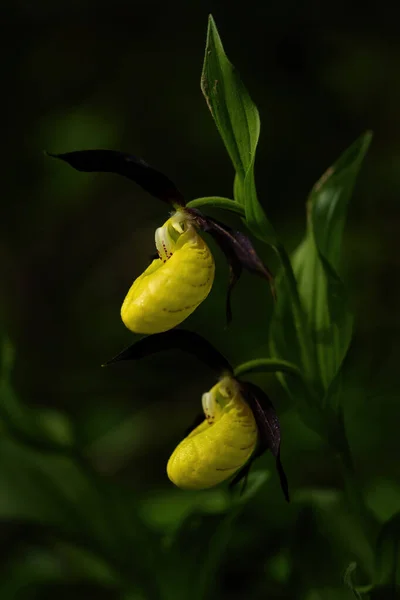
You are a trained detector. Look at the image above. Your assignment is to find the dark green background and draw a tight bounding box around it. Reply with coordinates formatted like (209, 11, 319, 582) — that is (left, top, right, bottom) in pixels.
(1, 3, 400, 598)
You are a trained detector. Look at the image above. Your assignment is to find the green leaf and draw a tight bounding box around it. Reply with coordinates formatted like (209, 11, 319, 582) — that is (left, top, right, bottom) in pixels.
(243, 156, 278, 243)
(164, 471, 268, 600)
(0, 436, 161, 596)
(269, 262, 323, 433)
(0, 548, 64, 600)
(201, 15, 259, 181)
(195, 472, 269, 600)
(376, 512, 400, 590)
(310, 132, 372, 271)
(269, 134, 371, 433)
(291, 232, 353, 392)
(231, 469, 269, 506)
(233, 172, 244, 204)
(201, 15, 276, 244)
(292, 132, 372, 391)
(0, 338, 74, 453)
(1, 441, 115, 547)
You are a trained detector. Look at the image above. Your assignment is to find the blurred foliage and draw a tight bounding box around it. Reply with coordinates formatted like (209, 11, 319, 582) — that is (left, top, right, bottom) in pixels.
(1, 2, 400, 599)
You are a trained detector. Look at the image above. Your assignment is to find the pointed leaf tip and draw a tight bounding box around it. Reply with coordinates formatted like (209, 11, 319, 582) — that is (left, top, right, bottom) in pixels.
(47, 149, 185, 207)
(201, 15, 259, 181)
(284, 132, 372, 391)
(105, 330, 233, 375)
(201, 16, 276, 245)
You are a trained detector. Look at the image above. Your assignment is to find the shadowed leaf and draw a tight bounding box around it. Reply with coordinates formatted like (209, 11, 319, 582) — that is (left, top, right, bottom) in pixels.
(293, 132, 371, 392)
(104, 330, 233, 374)
(376, 511, 400, 590)
(167, 471, 268, 600)
(270, 133, 372, 406)
(47, 149, 185, 206)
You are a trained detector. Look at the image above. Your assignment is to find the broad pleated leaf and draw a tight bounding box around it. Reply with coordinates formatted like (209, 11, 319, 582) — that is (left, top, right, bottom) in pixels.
(270, 133, 371, 405)
(292, 132, 372, 391)
(268, 264, 321, 433)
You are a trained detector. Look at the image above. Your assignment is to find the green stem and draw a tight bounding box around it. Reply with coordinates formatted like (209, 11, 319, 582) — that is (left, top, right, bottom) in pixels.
(186, 196, 245, 216)
(273, 243, 317, 386)
(234, 358, 302, 379)
(328, 412, 378, 577)
(193, 507, 239, 600)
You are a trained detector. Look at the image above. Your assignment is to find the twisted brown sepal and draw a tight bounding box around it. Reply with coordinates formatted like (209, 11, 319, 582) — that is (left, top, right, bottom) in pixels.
(46, 149, 185, 207)
(187, 208, 275, 324)
(233, 381, 289, 502)
(103, 329, 233, 375)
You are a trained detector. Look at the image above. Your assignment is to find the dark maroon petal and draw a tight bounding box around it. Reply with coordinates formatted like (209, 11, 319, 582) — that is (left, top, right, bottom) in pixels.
(239, 380, 289, 502)
(187, 209, 275, 323)
(226, 255, 242, 325)
(104, 330, 233, 375)
(47, 149, 185, 206)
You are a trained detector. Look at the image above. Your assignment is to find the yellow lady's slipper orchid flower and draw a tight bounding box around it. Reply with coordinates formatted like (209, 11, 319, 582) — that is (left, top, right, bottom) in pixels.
(121, 212, 215, 334)
(167, 375, 257, 489)
(49, 149, 274, 333)
(106, 331, 289, 501)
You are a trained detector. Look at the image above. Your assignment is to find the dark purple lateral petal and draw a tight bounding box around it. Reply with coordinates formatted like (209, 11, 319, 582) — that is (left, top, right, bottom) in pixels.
(187, 209, 275, 323)
(104, 330, 233, 375)
(225, 253, 242, 325)
(47, 149, 185, 206)
(232, 230, 275, 294)
(239, 380, 289, 502)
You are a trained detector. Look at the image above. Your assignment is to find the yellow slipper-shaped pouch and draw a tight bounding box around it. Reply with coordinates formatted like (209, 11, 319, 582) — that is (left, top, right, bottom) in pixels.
(121, 213, 215, 334)
(167, 376, 257, 490)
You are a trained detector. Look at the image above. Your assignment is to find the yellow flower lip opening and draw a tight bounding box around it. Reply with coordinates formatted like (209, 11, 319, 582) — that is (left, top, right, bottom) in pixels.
(154, 210, 187, 262)
(167, 375, 258, 490)
(120, 211, 215, 334)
